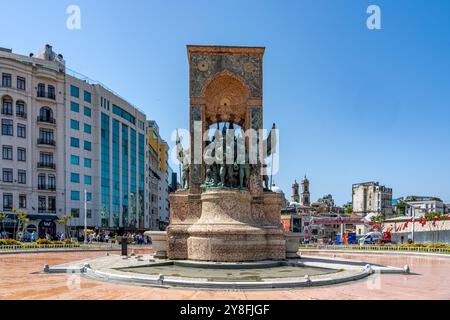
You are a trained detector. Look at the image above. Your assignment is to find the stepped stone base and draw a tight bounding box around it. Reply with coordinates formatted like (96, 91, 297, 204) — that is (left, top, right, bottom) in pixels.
(167, 189, 286, 262)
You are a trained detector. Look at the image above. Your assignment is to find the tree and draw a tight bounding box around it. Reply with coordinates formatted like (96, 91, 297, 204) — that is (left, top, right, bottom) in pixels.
(394, 200, 407, 215)
(56, 215, 73, 239)
(370, 214, 385, 224)
(14, 210, 29, 240)
(0, 213, 8, 235)
(345, 204, 353, 214)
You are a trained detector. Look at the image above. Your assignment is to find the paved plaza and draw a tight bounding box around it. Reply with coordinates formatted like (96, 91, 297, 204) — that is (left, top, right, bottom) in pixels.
(1, 251, 449, 300)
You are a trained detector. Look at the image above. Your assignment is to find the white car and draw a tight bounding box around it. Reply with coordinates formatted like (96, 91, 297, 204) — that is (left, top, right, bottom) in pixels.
(359, 232, 384, 245)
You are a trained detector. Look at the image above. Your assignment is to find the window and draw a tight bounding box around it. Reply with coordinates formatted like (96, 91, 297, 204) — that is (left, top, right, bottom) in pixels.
(70, 101, 79, 112)
(3, 193, 13, 211)
(19, 194, 26, 209)
(70, 137, 80, 148)
(48, 85, 55, 99)
(17, 77, 26, 90)
(71, 173, 80, 183)
(2, 169, 13, 183)
(16, 101, 26, 118)
(17, 124, 26, 138)
(17, 148, 26, 162)
(38, 196, 46, 212)
(70, 119, 80, 130)
(39, 106, 53, 122)
(84, 175, 92, 185)
(87, 209, 92, 219)
(2, 97, 13, 115)
(2, 73, 12, 87)
(70, 85, 79, 98)
(84, 123, 92, 134)
(86, 192, 92, 202)
(1, 119, 13, 136)
(37, 83, 45, 97)
(71, 155, 80, 165)
(48, 197, 56, 212)
(84, 91, 91, 103)
(48, 175, 56, 190)
(2, 145, 12, 160)
(39, 152, 54, 166)
(71, 208, 80, 218)
(38, 128, 53, 144)
(71, 191, 80, 201)
(112, 104, 135, 124)
(84, 106, 91, 117)
(84, 140, 92, 151)
(84, 158, 92, 168)
(38, 174, 46, 189)
(18, 170, 26, 184)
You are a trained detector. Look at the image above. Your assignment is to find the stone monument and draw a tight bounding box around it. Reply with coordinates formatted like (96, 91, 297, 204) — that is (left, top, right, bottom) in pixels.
(167, 45, 285, 262)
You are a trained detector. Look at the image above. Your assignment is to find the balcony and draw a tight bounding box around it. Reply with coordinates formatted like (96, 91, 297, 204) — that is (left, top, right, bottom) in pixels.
(38, 184, 56, 191)
(1, 108, 13, 116)
(37, 116, 56, 125)
(37, 162, 56, 170)
(37, 91, 56, 100)
(37, 138, 56, 147)
(16, 112, 27, 119)
(38, 208, 56, 214)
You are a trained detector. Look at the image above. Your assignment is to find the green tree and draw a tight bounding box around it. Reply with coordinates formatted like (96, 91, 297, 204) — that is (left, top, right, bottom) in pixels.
(394, 200, 407, 215)
(56, 215, 73, 239)
(14, 210, 29, 240)
(0, 213, 8, 234)
(345, 205, 353, 214)
(370, 214, 385, 224)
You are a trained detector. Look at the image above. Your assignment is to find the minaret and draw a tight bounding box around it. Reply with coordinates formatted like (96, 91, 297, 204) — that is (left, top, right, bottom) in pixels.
(291, 180, 300, 203)
(301, 175, 310, 206)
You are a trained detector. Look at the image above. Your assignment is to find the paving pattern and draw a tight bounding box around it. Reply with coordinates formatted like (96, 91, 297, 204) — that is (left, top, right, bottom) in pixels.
(0, 251, 449, 300)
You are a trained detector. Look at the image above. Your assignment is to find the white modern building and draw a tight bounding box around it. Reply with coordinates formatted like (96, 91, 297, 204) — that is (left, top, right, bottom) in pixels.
(1, 44, 168, 238)
(401, 196, 445, 218)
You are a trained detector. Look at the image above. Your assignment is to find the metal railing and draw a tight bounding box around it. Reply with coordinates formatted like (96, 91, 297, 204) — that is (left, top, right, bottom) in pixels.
(0, 242, 118, 252)
(298, 244, 450, 254)
(37, 116, 56, 124)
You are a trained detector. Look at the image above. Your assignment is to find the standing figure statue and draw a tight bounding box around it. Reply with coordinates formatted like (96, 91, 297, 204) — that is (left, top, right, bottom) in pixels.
(182, 161, 190, 189)
(219, 164, 226, 187)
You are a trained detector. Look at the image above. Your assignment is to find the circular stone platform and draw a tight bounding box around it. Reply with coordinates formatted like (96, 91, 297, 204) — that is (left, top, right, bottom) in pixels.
(44, 254, 407, 290)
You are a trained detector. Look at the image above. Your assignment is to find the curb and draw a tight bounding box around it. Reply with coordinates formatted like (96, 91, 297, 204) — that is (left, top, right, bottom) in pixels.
(299, 249, 450, 258)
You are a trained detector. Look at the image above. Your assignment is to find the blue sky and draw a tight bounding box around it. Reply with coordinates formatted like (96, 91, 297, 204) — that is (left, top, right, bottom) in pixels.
(1, 0, 449, 205)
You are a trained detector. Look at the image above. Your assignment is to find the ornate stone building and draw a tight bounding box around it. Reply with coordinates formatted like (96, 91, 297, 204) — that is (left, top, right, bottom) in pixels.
(301, 175, 310, 206)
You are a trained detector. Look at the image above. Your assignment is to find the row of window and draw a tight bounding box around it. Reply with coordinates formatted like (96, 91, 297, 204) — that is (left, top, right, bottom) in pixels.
(70, 119, 92, 133)
(1, 119, 26, 137)
(37, 83, 56, 100)
(70, 172, 92, 185)
(71, 208, 92, 218)
(70, 190, 92, 201)
(70, 85, 91, 103)
(2, 169, 26, 184)
(2, 97, 27, 118)
(2, 145, 26, 161)
(70, 101, 91, 116)
(2, 193, 26, 210)
(70, 137, 92, 151)
(70, 155, 92, 168)
(2, 73, 26, 90)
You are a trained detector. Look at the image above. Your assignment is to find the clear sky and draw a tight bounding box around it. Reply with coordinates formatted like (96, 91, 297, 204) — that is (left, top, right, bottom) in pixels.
(1, 0, 449, 205)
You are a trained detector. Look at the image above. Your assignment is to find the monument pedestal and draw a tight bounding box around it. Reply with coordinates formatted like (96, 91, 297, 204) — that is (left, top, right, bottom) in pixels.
(167, 189, 286, 262)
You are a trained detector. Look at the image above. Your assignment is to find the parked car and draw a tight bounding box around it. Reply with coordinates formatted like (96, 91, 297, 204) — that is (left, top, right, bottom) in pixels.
(359, 231, 391, 245)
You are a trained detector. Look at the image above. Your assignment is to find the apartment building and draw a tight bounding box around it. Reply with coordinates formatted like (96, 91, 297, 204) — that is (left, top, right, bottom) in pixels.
(352, 181, 393, 217)
(0, 44, 163, 238)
